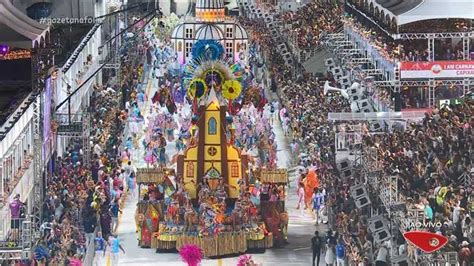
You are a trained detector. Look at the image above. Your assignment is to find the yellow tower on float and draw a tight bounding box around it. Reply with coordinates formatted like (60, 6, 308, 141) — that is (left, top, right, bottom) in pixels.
(177, 89, 248, 199)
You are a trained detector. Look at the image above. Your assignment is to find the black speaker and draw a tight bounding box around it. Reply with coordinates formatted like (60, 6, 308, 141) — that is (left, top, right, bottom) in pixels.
(394, 92, 402, 111)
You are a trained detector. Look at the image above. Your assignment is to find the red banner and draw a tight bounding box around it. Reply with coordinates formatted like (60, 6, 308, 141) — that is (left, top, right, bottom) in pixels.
(399, 61, 474, 79)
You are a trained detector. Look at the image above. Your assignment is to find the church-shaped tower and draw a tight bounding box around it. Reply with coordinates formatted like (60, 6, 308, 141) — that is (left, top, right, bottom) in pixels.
(195, 0, 225, 22)
(177, 89, 248, 199)
(171, 0, 248, 64)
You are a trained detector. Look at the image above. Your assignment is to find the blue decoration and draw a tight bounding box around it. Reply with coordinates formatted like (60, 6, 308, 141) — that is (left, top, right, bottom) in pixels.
(191, 40, 224, 61)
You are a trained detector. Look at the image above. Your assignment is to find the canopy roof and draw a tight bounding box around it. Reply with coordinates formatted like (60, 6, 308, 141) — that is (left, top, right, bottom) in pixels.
(376, 0, 422, 16)
(0, 0, 49, 49)
(366, 0, 474, 26)
(396, 0, 474, 26)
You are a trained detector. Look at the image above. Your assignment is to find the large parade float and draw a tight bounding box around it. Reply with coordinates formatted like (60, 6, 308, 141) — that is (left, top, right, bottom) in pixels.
(134, 18, 288, 256)
(134, 66, 289, 255)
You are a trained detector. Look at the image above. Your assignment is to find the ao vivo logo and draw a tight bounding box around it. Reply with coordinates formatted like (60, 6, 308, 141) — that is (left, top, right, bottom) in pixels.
(403, 221, 448, 253)
(403, 231, 448, 253)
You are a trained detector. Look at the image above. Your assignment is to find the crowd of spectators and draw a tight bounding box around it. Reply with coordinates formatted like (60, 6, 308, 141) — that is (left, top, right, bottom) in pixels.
(345, 17, 469, 62)
(279, 1, 343, 50)
(399, 19, 472, 34)
(244, 6, 473, 264)
(33, 79, 127, 265)
(366, 101, 474, 263)
(29, 25, 151, 265)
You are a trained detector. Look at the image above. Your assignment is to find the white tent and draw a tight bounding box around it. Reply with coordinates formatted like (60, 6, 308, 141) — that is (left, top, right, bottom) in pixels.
(0, 0, 49, 49)
(364, 0, 474, 27)
(396, 0, 474, 26)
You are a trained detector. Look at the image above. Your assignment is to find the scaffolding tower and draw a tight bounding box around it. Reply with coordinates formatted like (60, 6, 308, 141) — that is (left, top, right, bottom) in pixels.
(55, 113, 92, 167)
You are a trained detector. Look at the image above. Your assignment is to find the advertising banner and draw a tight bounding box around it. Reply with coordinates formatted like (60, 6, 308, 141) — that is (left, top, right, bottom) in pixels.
(399, 61, 474, 79)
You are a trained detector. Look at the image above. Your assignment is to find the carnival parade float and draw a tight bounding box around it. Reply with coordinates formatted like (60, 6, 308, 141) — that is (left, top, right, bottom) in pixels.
(134, 0, 288, 256)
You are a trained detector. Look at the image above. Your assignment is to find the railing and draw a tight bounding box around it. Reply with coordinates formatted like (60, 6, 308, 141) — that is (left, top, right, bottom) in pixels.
(0, 92, 35, 144)
(343, 22, 396, 77)
(1, 155, 33, 205)
(328, 111, 427, 121)
(0, 217, 29, 247)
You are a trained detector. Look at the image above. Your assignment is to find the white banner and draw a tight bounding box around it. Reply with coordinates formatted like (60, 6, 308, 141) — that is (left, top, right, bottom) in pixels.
(400, 61, 474, 79)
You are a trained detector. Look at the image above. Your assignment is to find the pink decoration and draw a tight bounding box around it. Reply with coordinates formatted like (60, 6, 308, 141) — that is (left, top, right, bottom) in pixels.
(237, 254, 253, 266)
(179, 244, 203, 266)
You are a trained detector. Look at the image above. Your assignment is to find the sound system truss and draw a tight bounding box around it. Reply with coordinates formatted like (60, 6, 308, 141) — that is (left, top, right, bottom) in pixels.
(55, 113, 91, 167)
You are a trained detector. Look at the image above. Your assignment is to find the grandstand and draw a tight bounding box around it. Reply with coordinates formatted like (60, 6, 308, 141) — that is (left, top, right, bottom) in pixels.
(329, 0, 474, 111)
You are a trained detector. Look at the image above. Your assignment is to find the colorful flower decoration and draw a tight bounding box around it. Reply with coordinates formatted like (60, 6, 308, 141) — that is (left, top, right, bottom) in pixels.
(179, 244, 203, 266)
(222, 79, 242, 100)
(187, 78, 208, 99)
(203, 69, 224, 88)
(191, 40, 224, 60)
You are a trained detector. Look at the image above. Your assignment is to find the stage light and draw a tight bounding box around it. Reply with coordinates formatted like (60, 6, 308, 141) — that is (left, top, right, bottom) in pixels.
(0, 44, 10, 56)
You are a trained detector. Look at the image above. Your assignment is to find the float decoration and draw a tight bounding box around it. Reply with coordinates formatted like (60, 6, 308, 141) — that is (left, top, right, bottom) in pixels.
(222, 79, 242, 100)
(204, 69, 224, 88)
(230, 63, 244, 81)
(191, 39, 224, 60)
(179, 244, 203, 266)
(136, 31, 287, 258)
(255, 169, 288, 184)
(187, 78, 208, 99)
(183, 58, 235, 87)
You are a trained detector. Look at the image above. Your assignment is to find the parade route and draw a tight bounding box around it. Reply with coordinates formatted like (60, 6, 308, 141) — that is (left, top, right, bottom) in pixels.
(105, 72, 328, 265)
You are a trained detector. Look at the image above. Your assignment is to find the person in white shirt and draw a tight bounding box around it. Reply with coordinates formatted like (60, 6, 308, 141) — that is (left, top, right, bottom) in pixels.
(93, 143, 102, 157)
(452, 200, 463, 224)
(325, 242, 336, 266)
(124, 161, 134, 180)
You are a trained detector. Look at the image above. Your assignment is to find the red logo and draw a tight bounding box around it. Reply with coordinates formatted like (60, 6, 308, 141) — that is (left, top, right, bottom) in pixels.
(431, 64, 442, 74)
(403, 231, 448, 253)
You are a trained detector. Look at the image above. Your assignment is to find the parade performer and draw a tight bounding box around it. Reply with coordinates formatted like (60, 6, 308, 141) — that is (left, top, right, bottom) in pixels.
(304, 169, 319, 208)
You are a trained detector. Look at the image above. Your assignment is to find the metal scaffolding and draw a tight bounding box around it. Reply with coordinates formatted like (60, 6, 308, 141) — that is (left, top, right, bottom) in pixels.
(394, 32, 474, 40)
(331, 25, 474, 106)
(55, 113, 92, 167)
(31, 94, 43, 247)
